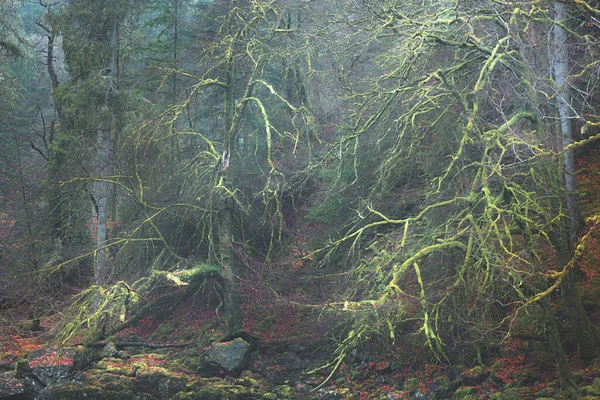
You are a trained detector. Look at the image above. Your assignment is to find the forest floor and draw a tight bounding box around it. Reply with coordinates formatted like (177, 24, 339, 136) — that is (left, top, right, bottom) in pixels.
(2, 146, 600, 399)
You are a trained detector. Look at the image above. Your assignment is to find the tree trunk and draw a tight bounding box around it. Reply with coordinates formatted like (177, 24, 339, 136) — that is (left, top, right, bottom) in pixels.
(555, 233, 600, 360)
(541, 299, 579, 399)
(553, 1, 583, 242)
(553, 0, 600, 360)
(218, 196, 243, 335)
(96, 121, 110, 286)
(95, 15, 118, 287)
(216, 33, 244, 335)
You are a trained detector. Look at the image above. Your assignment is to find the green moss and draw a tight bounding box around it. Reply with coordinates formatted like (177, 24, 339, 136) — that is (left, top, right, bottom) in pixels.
(404, 377, 420, 393)
(274, 384, 293, 398)
(14, 359, 30, 379)
(193, 384, 247, 400)
(173, 393, 194, 400)
(97, 358, 136, 377)
(534, 388, 555, 398)
(488, 387, 531, 400)
(453, 386, 478, 400)
(155, 321, 180, 335)
(580, 385, 600, 397)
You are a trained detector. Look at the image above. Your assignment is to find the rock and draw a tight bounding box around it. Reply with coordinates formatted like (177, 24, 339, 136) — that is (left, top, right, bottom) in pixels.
(459, 366, 488, 385)
(192, 384, 255, 400)
(273, 384, 293, 398)
(133, 366, 187, 400)
(0, 371, 34, 399)
(315, 389, 344, 400)
(28, 349, 75, 386)
(429, 375, 461, 399)
(200, 338, 251, 378)
(72, 346, 103, 370)
(534, 388, 555, 398)
(487, 387, 530, 400)
(403, 377, 421, 394)
(0, 353, 17, 372)
(33, 381, 136, 400)
(452, 386, 478, 400)
(580, 385, 600, 397)
(96, 358, 137, 376)
(14, 359, 30, 379)
(172, 393, 194, 400)
(102, 342, 119, 358)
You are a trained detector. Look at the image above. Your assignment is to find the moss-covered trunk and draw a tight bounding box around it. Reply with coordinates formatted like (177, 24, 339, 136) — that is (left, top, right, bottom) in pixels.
(553, 0, 600, 361)
(541, 299, 579, 399)
(217, 33, 243, 335)
(218, 197, 243, 335)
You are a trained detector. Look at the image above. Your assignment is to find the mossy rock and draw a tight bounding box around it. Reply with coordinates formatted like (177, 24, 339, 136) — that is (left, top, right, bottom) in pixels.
(73, 346, 103, 370)
(97, 358, 137, 377)
(14, 358, 30, 379)
(182, 354, 203, 372)
(87, 370, 136, 393)
(580, 385, 600, 397)
(154, 321, 180, 336)
(236, 377, 261, 388)
(193, 384, 256, 400)
(514, 371, 537, 387)
(134, 366, 187, 400)
(33, 381, 136, 400)
(403, 377, 421, 393)
(534, 388, 556, 398)
(488, 387, 531, 399)
(273, 384, 293, 398)
(200, 338, 251, 378)
(460, 366, 488, 385)
(572, 371, 586, 383)
(430, 375, 461, 399)
(172, 392, 194, 400)
(452, 386, 478, 400)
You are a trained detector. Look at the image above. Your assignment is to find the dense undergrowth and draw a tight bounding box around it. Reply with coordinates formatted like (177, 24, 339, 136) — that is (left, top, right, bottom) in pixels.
(0, 144, 599, 399)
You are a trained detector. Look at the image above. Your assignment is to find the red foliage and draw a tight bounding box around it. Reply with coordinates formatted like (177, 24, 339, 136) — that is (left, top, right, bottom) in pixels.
(28, 350, 73, 368)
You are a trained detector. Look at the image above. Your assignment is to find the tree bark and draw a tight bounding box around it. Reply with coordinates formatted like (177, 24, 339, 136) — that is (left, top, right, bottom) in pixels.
(218, 196, 243, 335)
(554, 1, 583, 243)
(541, 298, 579, 399)
(217, 34, 243, 335)
(553, 0, 600, 360)
(95, 15, 118, 287)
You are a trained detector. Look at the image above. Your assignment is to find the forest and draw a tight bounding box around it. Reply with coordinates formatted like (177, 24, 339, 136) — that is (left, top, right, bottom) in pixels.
(2, 0, 600, 399)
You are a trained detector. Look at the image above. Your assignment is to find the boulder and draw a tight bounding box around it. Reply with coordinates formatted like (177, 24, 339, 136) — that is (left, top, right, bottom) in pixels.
(0, 353, 17, 372)
(102, 342, 119, 358)
(0, 371, 35, 399)
(459, 366, 488, 385)
(33, 381, 138, 400)
(28, 349, 75, 386)
(429, 375, 461, 399)
(200, 338, 251, 377)
(133, 367, 187, 400)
